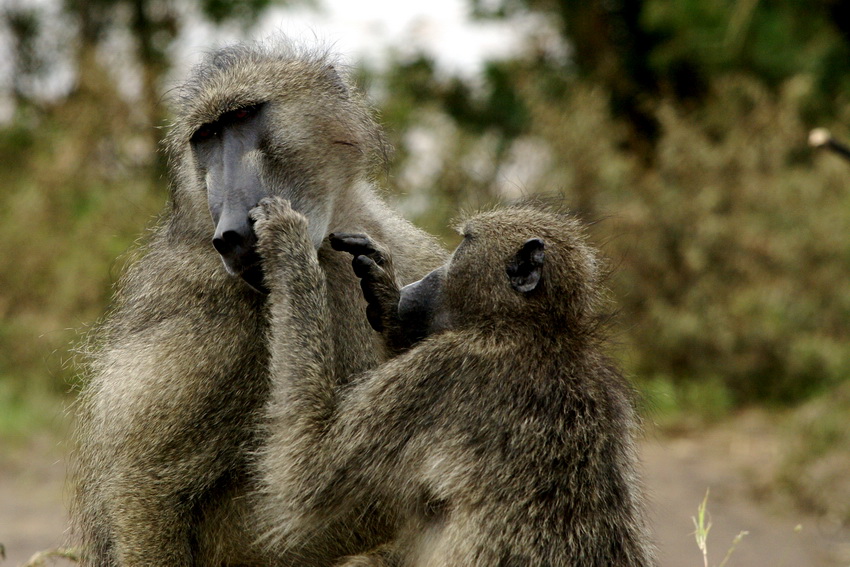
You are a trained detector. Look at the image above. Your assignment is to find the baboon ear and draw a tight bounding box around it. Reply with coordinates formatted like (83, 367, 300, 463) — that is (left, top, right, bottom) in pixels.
(325, 64, 349, 96)
(506, 238, 545, 294)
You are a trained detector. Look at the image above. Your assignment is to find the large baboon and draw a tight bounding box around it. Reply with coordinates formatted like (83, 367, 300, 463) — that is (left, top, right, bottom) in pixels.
(71, 40, 446, 566)
(254, 198, 657, 566)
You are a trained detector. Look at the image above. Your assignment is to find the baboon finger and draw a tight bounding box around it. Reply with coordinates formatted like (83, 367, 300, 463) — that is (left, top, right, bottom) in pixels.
(330, 233, 385, 265)
(353, 256, 397, 293)
(359, 273, 381, 305)
(352, 255, 382, 279)
(330, 233, 376, 255)
(365, 303, 384, 333)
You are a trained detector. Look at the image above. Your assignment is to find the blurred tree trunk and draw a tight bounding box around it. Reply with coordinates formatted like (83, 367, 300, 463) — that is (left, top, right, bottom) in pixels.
(554, 0, 662, 162)
(129, 0, 177, 173)
(3, 8, 41, 110)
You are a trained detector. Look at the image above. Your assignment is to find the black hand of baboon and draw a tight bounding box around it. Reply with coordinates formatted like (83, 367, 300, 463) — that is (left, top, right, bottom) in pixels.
(331, 234, 412, 354)
(353, 255, 387, 332)
(329, 233, 385, 265)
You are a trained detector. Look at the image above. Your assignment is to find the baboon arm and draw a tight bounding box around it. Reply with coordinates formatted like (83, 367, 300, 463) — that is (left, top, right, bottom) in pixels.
(256, 198, 449, 545)
(300, 338, 465, 506)
(254, 198, 338, 424)
(259, 269, 433, 540)
(267, 352, 432, 537)
(255, 197, 380, 545)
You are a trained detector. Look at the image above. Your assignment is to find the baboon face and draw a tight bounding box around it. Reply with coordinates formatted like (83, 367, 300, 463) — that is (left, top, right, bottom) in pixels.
(190, 103, 269, 289)
(398, 224, 545, 338)
(399, 207, 600, 337)
(177, 50, 381, 292)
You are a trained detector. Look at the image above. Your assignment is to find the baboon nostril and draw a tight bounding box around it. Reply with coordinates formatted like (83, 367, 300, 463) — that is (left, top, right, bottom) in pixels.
(212, 237, 230, 255)
(212, 230, 244, 256)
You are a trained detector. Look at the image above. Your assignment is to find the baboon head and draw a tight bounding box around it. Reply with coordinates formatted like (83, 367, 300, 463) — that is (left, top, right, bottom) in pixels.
(399, 205, 603, 339)
(166, 41, 386, 292)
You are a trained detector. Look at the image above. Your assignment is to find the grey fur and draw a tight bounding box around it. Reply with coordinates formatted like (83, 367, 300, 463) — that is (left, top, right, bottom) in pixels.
(70, 38, 445, 566)
(254, 200, 657, 566)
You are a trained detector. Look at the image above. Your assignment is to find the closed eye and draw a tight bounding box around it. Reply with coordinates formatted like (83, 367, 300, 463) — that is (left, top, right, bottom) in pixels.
(233, 108, 252, 119)
(224, 104, 260, 123)
(192, 123, 218, 142)
(191, 104, 261, 144)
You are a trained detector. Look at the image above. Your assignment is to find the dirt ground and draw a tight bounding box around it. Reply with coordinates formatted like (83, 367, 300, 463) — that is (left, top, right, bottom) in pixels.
(643, 411, 850, 567)
(0, 432, 69, 567)
(1, 411, 849, 566)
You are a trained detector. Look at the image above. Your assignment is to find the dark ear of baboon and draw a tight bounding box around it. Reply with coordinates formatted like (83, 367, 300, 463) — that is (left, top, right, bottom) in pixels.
(256, 201, 656, 566)
(70, 38, 446, 567)
(506, 237, 545, 293)
(324, 64, 349, 95)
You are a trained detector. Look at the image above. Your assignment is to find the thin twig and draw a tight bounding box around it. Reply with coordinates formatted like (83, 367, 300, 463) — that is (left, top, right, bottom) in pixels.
(809, 128, 850, 162)
(19, 547, 81, 567)
(692, 488, 711, 567)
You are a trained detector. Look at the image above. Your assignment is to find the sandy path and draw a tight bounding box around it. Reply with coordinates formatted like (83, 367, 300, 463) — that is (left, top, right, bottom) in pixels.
(1, 414, 849, 566)
(0, 434, 69, 566)
(643, 425, 850, 566)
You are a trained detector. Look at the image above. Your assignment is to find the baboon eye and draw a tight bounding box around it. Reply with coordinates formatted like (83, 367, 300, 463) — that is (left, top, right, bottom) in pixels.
(192, 124, 217, 142)
(230, 105, 259, 121)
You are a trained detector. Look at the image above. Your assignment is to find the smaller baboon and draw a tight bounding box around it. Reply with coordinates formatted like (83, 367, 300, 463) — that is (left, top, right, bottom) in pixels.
(254, 198, 656, 566)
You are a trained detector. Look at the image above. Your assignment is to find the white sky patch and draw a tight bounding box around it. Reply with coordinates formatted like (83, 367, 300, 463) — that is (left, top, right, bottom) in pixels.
(1, 0, 557, 121)
(175, 0, 539, 77)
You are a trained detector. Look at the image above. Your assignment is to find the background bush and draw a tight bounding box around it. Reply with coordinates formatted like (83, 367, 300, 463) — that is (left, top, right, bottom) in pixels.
(1, 0, 849, 523)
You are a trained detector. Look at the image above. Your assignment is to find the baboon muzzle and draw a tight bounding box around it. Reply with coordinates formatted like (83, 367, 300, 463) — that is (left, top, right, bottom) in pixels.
(212, 211, 266, 293)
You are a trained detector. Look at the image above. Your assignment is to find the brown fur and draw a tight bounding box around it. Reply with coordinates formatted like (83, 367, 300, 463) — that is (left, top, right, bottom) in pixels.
(70, 38, 445, 566)
(254, 199, 657, 566)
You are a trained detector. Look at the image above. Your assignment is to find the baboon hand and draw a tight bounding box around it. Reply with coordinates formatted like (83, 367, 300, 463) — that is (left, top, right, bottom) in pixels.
(329, 233, 386, 266)
(251, 196, 312, 276)
(329, 233, 400, 335)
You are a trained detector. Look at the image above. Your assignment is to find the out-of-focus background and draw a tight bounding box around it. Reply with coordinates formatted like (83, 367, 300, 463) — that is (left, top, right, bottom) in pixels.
(1, 0, 850, 565)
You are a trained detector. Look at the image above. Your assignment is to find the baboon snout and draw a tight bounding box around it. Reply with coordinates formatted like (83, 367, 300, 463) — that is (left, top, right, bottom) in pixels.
(212, 212, 260, 279)
(213, 228, 251, 257)
(398, 266, 449, 340)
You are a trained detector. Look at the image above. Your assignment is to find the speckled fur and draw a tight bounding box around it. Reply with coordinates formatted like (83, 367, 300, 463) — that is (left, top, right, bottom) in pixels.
(70, 38, 445, 567)
(254, 201, 657, 567)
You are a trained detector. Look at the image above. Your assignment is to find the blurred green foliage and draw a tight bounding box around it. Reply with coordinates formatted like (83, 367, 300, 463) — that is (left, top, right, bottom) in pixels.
(1, 0, 848, 525)
(781, 380, 850, 525)
(0, 66, 164, 401)
(380, 64, 850, 407)
(1, 0, 849, 443)
(471, 0, 850, 156)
